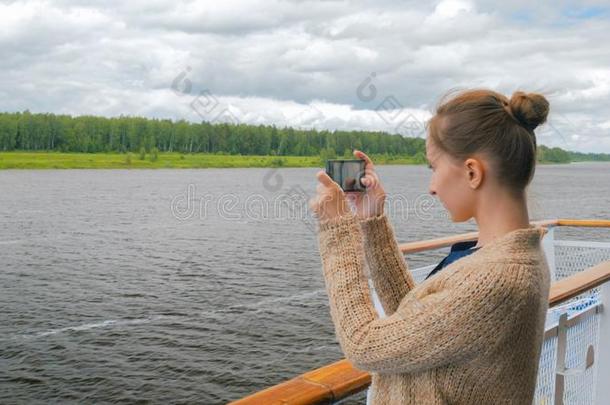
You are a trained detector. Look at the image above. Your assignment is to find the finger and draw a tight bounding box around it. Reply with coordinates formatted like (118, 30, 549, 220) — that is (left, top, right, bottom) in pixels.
(362, 178, 376, 189)
(364, 169, 380, 183)
(361, 175, 373, 187)
(353, 150, 375, 169)
(316, 170, 338, 188)
(308, 196, 319, 212)
(364, 168, 380, 180)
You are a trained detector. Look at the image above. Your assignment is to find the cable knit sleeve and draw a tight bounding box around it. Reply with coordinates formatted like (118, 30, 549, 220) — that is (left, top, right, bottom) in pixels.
(359, 213, 416, 315)
(317, 212, 525, 375)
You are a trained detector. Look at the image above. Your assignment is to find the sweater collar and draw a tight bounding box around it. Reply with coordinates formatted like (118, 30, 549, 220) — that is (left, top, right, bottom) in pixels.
(473, 224, 548, 259)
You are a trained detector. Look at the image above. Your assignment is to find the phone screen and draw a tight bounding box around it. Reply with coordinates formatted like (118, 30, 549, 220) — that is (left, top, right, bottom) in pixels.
(325, 159, 366, 192)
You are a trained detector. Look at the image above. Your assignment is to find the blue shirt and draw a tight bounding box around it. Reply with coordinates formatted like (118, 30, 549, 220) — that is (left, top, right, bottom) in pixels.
(425, 240, 481, 280)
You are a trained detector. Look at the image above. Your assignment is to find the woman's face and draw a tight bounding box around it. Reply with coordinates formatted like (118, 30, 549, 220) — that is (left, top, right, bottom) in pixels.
(425, 137, 478, 223)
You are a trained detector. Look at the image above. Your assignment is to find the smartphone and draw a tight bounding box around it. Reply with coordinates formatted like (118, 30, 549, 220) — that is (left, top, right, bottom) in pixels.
(325, 159, 366, 192)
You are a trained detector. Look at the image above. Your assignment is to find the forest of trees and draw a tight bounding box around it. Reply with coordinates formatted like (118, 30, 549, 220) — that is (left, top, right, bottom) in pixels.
(0, 111, 608, 163)
(0, 111, 425, 158)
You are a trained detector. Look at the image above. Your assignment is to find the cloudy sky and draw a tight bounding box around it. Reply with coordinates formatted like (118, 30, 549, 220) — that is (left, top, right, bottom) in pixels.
(1, 0, 609, 152)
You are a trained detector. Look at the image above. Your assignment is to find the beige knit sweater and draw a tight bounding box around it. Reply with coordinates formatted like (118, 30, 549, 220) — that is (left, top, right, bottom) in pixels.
(316, 211, 551, 404)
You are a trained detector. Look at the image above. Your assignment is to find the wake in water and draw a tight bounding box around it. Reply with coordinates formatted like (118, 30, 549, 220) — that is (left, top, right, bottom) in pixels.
(15, 316, 170, 340)
(0, 240, 23, 245)
(6, 288, 327, 342)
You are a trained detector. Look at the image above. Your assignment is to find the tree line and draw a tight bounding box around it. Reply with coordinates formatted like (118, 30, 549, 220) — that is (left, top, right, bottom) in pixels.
(0, 111, 607, 163)
(0, 111, 424, 158)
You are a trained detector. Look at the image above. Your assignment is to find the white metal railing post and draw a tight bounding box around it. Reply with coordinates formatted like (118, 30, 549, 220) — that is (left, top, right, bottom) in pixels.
(542, 225, 557, 282)
(595, 281, 610, 404)
(553, 312, 596, 405)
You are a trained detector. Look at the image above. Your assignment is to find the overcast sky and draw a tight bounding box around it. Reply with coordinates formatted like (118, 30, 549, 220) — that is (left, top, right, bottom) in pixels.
(1, 0, 609, 152)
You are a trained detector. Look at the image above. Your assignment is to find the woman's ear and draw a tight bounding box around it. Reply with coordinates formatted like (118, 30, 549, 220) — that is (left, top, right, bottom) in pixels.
(464, 157, 485, 190)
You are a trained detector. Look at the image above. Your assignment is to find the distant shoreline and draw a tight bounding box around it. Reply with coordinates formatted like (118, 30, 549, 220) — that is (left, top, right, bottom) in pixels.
(0, 152, 420, 169)
(0, 151, 587, 170)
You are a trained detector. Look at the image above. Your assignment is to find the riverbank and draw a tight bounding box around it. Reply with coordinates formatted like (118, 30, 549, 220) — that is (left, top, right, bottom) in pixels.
(0, 151, 581, 169)
(0, 152, 425, 169)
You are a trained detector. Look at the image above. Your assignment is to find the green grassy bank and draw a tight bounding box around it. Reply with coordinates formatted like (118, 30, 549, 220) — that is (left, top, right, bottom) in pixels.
(0, 152, 425, 169)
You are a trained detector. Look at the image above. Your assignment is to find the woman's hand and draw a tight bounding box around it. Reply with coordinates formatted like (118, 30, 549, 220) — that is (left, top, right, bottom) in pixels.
(308, 171, 352, 223)
(346, 150, 386, 219)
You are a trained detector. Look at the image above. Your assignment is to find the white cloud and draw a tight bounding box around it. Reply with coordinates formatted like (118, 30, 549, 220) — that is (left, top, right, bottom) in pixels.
(0, 0, 609, 152)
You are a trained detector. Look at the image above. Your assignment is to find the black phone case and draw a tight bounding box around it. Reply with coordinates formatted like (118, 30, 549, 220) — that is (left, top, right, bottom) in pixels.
(325, 159, 366, 192)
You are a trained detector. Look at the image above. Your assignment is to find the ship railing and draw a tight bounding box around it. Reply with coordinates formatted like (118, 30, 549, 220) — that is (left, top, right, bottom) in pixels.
(230, 219, 610, 405)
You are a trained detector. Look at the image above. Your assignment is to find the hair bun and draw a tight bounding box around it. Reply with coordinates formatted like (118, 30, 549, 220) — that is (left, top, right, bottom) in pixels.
(508, 91, 549, 131)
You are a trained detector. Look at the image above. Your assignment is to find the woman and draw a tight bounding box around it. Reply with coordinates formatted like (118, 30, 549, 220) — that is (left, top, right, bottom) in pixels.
(308, 89, 551, 404)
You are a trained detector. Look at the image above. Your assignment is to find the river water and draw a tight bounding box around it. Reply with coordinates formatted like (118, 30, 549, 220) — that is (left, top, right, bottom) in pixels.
(1, 163, 609, 404)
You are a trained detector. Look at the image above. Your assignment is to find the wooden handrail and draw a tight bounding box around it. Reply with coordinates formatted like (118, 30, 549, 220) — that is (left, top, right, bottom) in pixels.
(230, 260, 610, 405)
(556, 219, 610, 227)
(228, 359, 370, 405)
(550, 260, 610, 306)
(398, 218, 610, 254)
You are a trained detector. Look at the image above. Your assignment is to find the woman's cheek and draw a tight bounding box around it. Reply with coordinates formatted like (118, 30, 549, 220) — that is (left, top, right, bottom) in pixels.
(435, 175, 458, 220)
